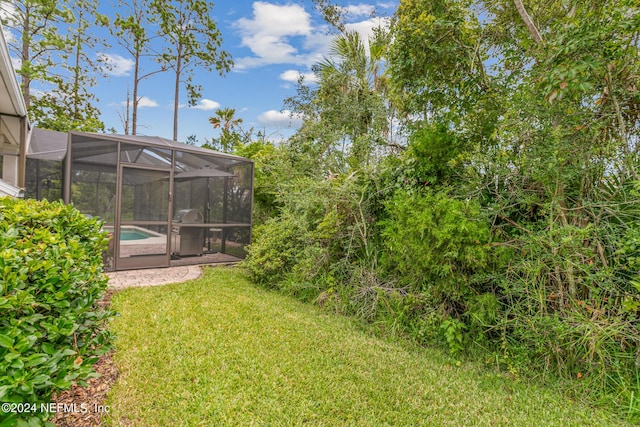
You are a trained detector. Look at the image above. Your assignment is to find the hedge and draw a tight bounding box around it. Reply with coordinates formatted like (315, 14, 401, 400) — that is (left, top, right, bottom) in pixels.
(0, 198, 114, 426)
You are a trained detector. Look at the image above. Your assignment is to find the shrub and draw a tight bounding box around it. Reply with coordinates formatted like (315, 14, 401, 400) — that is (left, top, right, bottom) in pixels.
(242, 213, 310, 286)
(403, 123, 464, 187)
(0, 198, 113, 425)
(378, 189, 499, 351)
(492, 220, 640, 416)
(380, 189, 491, 308)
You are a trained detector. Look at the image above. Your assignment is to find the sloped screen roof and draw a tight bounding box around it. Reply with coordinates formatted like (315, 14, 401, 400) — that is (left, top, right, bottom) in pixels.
(69, 131, 249, 170)
(27, 128, 67, 160)
(27, 129, 251, 170)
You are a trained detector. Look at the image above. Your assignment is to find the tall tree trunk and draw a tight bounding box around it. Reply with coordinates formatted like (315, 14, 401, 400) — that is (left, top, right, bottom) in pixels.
(132, 50, 140, 135)
(172, 50, 182, 141)
(73, 32, 81, 121)
(125, 87, 130, 134)
(513, 0, 543, 44)
(21, 6, 31, 109)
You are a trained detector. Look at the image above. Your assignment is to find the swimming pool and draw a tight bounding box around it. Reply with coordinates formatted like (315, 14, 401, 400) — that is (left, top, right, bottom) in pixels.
(120, 230, 153, 240)
(103, 226, 165, 242)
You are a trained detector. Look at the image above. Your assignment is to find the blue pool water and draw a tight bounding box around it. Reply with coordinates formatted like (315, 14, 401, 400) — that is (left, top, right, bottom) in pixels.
(103, 226, 160, 241)
(120, 230, 152, 241)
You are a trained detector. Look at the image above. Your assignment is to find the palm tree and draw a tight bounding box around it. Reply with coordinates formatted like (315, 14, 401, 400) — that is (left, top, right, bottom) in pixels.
(314, 29, 391, 164)
(208, 108, 244, 152)
(318, 31, 387, 92)
(208, 107, 243, 132)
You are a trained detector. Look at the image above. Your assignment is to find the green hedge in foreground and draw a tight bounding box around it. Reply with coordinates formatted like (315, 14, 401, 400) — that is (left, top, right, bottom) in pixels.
(0, 198, 114, 426)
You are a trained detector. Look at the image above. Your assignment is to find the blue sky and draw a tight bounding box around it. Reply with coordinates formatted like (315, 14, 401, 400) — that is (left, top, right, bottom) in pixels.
(31, 0, 398, 144)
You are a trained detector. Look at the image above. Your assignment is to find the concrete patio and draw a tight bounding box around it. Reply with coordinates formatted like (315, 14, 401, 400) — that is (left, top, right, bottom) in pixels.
(106, 265, 204, 290)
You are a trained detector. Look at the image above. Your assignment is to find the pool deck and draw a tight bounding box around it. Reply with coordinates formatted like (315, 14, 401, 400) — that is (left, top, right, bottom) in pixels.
(107, 265, 204, 290)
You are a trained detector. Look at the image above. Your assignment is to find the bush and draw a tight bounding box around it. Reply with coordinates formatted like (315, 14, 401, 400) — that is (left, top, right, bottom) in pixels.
(378, 189, 501, 351)
(497, 223, 640, 410)
(242, 213, 310, 286)
(0, 198, 114, 425)
(380, 189, 492, 308)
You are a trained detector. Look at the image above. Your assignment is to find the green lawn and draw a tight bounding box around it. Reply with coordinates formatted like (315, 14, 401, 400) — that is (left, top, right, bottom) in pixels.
(106, 267, 626, 426)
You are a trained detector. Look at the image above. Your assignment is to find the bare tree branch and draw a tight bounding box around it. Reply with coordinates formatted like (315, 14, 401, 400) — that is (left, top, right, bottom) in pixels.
(514, 0, 543, 44)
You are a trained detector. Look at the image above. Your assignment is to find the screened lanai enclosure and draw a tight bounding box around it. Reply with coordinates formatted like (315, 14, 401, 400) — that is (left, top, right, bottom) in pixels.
(26, 129, 253, 271)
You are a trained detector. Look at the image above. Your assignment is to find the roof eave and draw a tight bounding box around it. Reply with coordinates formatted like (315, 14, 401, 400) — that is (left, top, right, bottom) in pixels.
(0, 178, 24, 198)
(0, 23, 27, 118)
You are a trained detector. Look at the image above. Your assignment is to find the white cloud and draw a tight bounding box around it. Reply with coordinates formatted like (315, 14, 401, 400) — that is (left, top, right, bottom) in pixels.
(137, 97, 158, 108)
(189, 99, 221, 111)
(344, 4, 376, 17)
(377, 2, 397, 10)
(237, 2, 311, 38)
(234, 2, 318, 69)
(345, 17, 391, 43)
(113, 96, 158, 108)
(232, 2, 393, 70)
(302, 30, 334, 53)
(98, 53, 134, 77)
(279, 69, 318, 85)
(258, 109, 304, 127)
(30, 89, 47, 98)
(235, 1, 390, 71)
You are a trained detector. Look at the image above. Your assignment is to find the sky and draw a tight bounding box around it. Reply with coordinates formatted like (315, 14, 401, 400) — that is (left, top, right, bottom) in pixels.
(3, 1, 398, 145)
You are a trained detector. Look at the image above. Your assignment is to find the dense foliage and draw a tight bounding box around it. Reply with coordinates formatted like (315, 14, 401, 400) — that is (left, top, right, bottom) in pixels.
(242, 0, 640, 419)
(0, 198, 113, 425)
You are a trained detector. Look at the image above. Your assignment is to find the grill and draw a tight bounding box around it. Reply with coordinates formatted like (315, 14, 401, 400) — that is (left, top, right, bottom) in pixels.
(172, 209, 204, 256)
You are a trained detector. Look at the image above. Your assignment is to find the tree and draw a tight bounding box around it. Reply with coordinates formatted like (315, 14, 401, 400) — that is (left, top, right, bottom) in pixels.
(387, 0, 498, 130)
(317, 29, 392, 164)
(150, 0, 232, 141)
(286, 27, 394, 170)
(206, 107, 248, 153)
(209, 107, 243, 133)
(112, 0, 164, 135)
(386, 0, 640, 399)
(1, 0, 106, 131)
(30, 0, 107, 131)
(513, 0, 542, 43)
(239, 0, 640, 412)
(0, 0, 73, 110)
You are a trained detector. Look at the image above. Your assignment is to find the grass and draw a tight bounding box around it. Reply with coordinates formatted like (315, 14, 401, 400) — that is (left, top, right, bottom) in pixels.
(106, 267, 628, 426)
